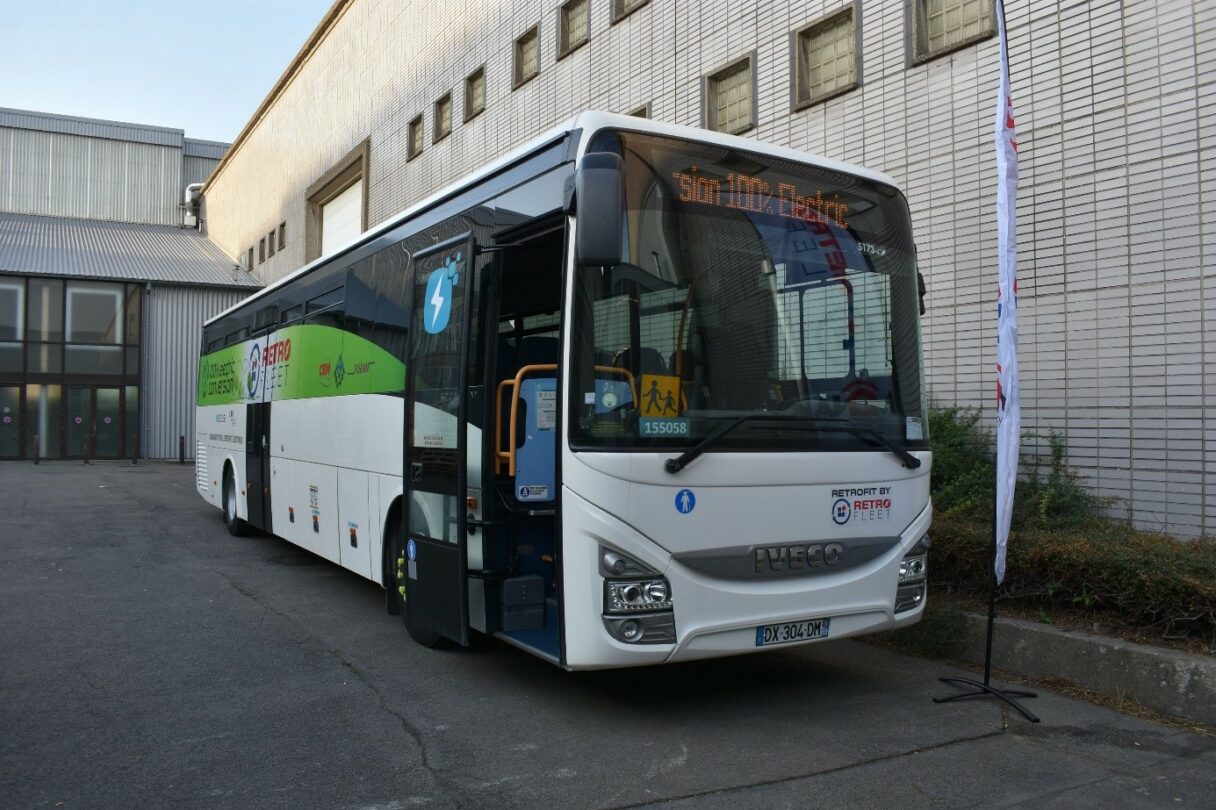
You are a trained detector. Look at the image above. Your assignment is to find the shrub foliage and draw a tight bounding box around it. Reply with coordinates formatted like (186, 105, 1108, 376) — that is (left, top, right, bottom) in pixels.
(928, 406, 1216, 646)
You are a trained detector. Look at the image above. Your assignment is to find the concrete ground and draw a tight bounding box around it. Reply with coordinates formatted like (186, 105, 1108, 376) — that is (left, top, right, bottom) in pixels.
(2, 461, 1214, 809)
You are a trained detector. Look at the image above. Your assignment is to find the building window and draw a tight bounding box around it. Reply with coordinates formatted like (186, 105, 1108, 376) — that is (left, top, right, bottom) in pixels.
(514, 26, 540, 88)
(558, 0, 589, 58)
(267, 229, 276, 257)
(704, 56, 755, 135)
(304, 139, 370, 262)
(278, 222, 286, 248)
(408, 115, 424, 160)
(911, 0, 995, 64)
(433, 94, 453, 143)
(629, 103, 651, 118)
(259, 237, 266, 264)
(794, 7, 859, 110)
(0, 278, 24, 373)
(465, 66, 486, 120)
(612, 0, 649, 24)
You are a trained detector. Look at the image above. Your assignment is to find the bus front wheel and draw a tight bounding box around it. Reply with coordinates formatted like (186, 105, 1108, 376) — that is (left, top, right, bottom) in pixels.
(388, 514, 442, 648)
(223, 467, 248, 537)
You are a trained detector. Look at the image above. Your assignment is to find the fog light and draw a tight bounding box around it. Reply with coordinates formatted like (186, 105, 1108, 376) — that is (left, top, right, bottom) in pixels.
(603, 613, 676, 644)
(895, 584, 925, 613)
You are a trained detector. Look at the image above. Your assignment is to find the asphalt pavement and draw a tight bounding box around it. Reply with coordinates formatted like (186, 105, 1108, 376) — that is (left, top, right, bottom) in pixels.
(2, 461, 1214, 809)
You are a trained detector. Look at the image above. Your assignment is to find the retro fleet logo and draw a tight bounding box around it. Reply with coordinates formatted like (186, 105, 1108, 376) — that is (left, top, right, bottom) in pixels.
(248, 339, 292, 399)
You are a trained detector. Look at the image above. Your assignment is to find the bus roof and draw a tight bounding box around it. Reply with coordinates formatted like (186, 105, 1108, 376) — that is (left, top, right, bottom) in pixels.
(205, 111, 901, 326)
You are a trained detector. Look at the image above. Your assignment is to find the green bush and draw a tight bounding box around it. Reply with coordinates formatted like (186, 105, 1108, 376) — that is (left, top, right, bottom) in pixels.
(926, 405, 1216, 645)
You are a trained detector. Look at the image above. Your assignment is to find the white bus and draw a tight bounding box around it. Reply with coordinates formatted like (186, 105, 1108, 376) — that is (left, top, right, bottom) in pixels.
(195, 112, 931, 669)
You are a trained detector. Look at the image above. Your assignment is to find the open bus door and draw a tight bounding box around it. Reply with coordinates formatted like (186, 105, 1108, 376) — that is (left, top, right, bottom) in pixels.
(403, 231, 476, 646)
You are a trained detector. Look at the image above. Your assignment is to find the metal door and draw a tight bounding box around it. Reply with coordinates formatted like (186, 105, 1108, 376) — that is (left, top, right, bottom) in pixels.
(403, 231, 475, 645)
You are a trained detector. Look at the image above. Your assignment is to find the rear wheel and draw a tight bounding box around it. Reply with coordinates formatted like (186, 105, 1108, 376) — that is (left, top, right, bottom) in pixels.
(223, 467, 248, 536)
(387, 512, 442, 648)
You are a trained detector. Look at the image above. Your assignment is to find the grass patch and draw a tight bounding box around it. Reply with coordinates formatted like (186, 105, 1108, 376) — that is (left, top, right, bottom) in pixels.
(926, 406, 1216, 649)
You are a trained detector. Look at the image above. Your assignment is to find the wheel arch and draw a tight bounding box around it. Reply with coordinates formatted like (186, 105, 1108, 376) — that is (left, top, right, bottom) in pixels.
(382, 495, 403, 615)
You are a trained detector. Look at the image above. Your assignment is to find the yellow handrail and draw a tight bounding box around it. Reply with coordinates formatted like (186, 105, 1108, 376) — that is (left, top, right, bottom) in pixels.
(493, 364, 639, 477)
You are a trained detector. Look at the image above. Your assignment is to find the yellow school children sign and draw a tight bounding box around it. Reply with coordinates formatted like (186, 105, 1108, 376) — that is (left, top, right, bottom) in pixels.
(640, 375, 681, 418)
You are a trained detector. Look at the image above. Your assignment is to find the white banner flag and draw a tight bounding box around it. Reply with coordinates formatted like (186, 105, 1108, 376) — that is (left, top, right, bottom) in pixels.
(994, 0, 1020, 586)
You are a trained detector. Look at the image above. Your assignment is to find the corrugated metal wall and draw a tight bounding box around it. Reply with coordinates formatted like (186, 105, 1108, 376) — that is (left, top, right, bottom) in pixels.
(143, 284, 252, 458)
(182, 155, 221, 189)
(0, 127, 183, 226)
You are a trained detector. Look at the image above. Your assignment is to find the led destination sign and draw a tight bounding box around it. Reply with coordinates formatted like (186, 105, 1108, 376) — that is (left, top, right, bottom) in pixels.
(672, 167, 850, 228)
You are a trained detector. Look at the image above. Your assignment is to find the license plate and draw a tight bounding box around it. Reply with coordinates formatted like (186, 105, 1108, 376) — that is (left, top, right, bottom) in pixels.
(755, 617, 831, 647)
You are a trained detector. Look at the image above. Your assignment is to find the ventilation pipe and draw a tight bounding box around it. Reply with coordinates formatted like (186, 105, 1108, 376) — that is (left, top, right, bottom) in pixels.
(182, 183, 205, 229)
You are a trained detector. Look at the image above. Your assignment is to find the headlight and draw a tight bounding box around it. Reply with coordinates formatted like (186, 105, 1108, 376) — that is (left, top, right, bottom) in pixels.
(605, 578, 673, 613)
(898, 555, 927, 584)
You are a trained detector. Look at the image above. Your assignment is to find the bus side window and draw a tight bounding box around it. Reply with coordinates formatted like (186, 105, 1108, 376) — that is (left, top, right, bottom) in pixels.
(280, 304, 303, 326)
(253, 306, 278, 334)
(306, 287, 345, 329)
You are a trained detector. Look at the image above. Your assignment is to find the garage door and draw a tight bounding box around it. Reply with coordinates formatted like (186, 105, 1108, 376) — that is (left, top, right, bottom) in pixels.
(320, 179, 363, 255)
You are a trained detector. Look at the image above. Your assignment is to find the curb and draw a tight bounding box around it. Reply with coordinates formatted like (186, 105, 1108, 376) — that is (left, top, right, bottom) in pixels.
(958, 613, 1216, 726)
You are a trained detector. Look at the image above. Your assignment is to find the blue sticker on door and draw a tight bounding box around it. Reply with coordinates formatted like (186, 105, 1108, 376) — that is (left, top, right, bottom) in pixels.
(423, 253, 461, 334)
(675, 489, 696, 514)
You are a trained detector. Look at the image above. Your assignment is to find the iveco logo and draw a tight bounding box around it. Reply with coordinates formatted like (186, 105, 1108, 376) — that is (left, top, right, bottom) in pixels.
(755, 543, 846, 573)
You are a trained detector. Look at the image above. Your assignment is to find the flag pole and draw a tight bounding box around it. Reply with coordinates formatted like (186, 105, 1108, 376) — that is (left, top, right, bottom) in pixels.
(933, 0, 1039, 723)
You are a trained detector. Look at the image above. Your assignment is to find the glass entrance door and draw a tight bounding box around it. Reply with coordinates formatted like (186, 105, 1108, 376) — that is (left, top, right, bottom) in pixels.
(66, 386, 90, 457)
(95, 387, 121, 457)
(0, 386, 19, 458)
(64, 386, 125, 458)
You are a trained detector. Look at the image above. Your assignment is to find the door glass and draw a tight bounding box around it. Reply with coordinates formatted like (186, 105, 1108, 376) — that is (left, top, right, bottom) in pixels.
(96, 388, 121, 457)
(66, 387, 90, 457)
(0, 387, 19, 458)
(27, 384, 61, 458)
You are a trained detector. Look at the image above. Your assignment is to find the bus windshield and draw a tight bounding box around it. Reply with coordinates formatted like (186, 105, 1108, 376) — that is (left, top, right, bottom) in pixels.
(570, 130, 927, 454)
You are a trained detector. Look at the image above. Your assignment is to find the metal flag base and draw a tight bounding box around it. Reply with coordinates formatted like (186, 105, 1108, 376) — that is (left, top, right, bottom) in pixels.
(933, 488, 1040, 724)
(934, 676, 1040, 723)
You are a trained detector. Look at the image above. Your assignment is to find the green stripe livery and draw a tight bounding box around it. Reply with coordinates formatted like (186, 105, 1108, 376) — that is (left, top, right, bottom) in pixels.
(197, 324, 405, 406)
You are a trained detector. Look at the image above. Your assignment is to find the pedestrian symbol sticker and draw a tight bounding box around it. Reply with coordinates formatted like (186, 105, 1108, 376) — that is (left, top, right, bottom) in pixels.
(675, 489, 696, 514)
(407, 538, 417, 561)
(640, 375, 681, 417)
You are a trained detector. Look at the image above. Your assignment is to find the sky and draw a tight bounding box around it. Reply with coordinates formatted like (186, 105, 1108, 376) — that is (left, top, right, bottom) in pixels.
(2, 0, 336, 143)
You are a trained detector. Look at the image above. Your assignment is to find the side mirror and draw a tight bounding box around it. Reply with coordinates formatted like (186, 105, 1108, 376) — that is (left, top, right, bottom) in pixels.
(574, 152, 624, 268)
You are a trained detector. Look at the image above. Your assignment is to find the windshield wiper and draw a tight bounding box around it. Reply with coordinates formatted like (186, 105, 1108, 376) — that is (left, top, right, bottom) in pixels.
(663, 414, 922, 474)
(664, 413, 835, 473)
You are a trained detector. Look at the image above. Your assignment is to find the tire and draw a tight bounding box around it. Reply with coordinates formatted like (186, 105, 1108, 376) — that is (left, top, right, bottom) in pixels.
(223, 467, 248, 537)
(387, 514, 442, 648)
